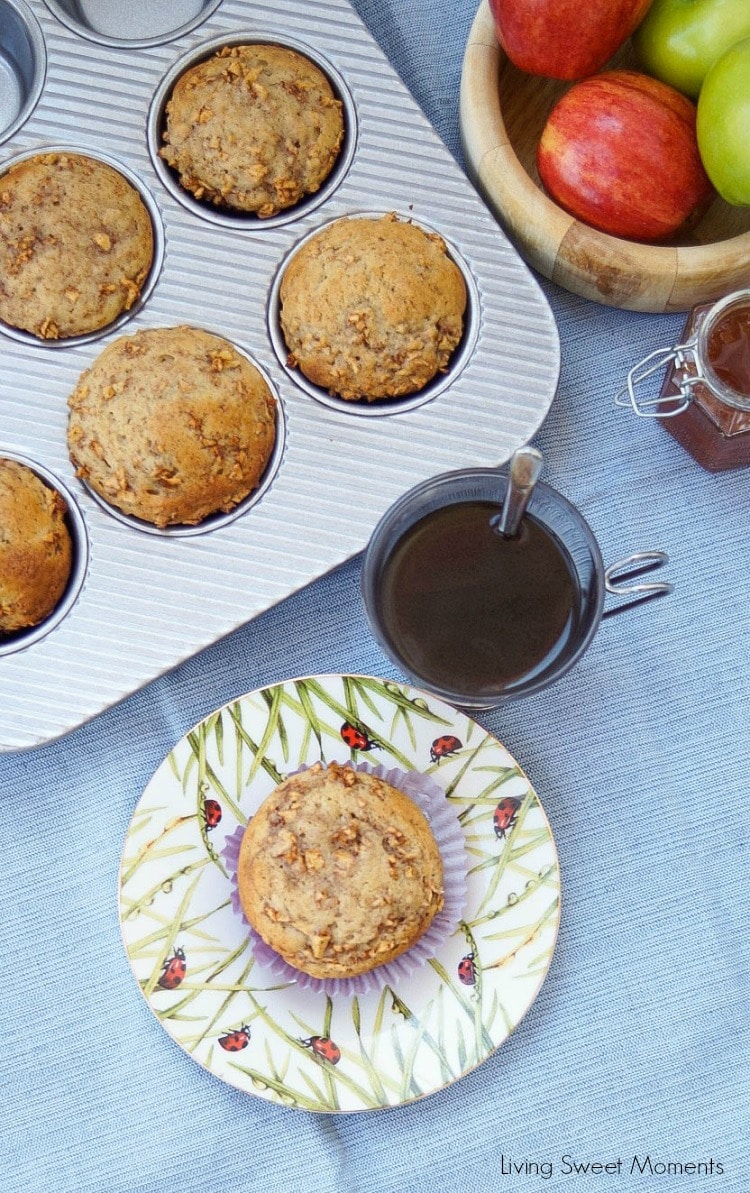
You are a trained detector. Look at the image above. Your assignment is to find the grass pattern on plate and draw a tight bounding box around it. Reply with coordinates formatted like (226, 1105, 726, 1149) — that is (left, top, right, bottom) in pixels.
(119, 674, 560, 1111)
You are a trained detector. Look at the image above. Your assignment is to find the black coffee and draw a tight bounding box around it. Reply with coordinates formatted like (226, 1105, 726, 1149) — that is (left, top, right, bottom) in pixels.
(376, 500, 578, 696)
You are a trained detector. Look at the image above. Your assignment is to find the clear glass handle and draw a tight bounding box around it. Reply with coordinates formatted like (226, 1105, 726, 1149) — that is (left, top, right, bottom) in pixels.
(601, 551, 673, 618)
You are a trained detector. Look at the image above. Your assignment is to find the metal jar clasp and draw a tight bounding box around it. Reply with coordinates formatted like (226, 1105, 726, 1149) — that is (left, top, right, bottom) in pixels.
(615, 342, 702, 419)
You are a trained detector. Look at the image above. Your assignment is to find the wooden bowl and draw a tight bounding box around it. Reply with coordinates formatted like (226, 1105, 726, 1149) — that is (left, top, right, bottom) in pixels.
(459, 1, 750, 312)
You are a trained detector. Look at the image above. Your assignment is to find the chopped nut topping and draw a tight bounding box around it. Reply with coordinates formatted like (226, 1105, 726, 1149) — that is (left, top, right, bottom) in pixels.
(37, 318, 59, 340)
(270, 829, 296, 858)
(310, 933, 331, 959)
(331, 824, 359, 848)
(120, 278, 140, 309)
(304, 849, 325, 872)
(333, 850, 355, 871)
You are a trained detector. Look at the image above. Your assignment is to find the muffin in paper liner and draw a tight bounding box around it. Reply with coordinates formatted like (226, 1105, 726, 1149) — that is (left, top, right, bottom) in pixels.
(221, 760, 468, 996)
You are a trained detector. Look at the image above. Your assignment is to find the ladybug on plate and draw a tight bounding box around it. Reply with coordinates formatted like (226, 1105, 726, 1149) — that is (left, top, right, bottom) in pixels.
(204, 798, 222, 829)
(458, 953, 477, 986)
(430, 735, 462, 764)
(157, 946, 186, 990)
(218, 1025, 251, 1052)
(300, 1035, 341, 1065)
(340, 722, 379, 752)
(493, 796, 521, 840)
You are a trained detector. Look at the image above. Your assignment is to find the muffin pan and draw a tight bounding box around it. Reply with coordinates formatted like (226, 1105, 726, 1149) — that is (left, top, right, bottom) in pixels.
(1, 0, 560, 751)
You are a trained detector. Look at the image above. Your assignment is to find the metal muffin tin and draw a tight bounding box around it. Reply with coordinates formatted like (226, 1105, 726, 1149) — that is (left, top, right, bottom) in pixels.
(0, 0, 560, 752)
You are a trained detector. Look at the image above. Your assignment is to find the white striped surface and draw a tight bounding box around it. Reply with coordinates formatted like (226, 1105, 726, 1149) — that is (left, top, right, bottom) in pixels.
(1, 0, 560, 750)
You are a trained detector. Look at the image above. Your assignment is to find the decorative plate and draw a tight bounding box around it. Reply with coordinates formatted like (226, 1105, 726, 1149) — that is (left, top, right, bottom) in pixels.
(119, 674, 561, 1112)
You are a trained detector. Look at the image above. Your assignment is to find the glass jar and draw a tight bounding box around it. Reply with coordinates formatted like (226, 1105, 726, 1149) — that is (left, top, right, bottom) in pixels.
(617, 289, 750, 471)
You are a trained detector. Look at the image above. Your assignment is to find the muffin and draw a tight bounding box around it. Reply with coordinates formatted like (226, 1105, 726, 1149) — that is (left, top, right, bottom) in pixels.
(0, 459, 73, 634)
(160, 44, 344, 217)
(238, 762, 445, 979)
(0, 152, 154, 339)
(279, 214, 468, 401)
(67, 326, 277, 528)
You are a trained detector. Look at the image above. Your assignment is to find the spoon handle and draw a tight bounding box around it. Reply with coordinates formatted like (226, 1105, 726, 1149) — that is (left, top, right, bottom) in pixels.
(493, 446, 544, 538)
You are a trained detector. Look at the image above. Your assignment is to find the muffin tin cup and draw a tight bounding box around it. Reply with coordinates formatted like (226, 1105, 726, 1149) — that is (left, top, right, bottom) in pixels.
(147, 32, 358, 232)
(42, 0, 224, 50)
(0, 450, 89, 658)
(76, 342, 287, 539)
(268, 210, 481, 417)
(0, 0, 45, 146)
(0, 144, 165, 350)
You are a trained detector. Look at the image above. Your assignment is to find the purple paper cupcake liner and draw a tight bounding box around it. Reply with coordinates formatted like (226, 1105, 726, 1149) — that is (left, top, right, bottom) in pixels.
(221, 760, 468, 996)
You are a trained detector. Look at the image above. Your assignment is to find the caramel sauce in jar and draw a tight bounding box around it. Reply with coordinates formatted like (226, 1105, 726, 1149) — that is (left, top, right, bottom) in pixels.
(707, 305, 750, 394)
(658, 291, 750, 472)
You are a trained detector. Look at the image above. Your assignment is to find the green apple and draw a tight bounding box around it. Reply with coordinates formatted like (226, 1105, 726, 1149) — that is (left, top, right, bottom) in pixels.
(633, 0, 750, 98)
(697, 36, 750, 205)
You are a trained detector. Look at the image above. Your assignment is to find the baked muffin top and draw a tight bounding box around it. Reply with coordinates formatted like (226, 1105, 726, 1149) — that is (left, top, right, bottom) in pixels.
(0, 152, 154, 340)
(0, 459, 73, 634)
(238, 762, 445, 979)
(67, 325, 277, 528)
(279, 214, 467, 401)
(160, 44, 345, 217)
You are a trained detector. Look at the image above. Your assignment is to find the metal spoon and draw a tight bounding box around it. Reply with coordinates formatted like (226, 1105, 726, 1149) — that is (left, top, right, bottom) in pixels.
(492, 446, 544, 538)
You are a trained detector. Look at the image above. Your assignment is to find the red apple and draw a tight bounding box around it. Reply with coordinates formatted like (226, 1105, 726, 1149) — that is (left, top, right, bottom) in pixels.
(489, 0, 655, 80)
(536, 70, 714, 240)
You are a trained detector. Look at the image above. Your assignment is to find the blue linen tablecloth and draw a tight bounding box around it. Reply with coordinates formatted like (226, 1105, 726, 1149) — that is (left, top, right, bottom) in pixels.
(1, 1, 748, 1190)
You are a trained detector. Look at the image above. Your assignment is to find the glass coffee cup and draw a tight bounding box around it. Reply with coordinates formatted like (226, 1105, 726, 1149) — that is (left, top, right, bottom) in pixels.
(361, 467, 672, 707)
